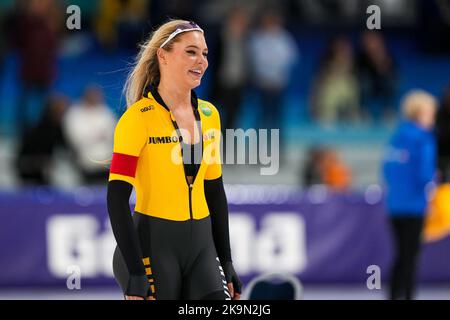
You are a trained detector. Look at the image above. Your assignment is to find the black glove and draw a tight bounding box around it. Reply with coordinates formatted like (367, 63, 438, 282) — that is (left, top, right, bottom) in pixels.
(222, 262, 242, 294)
(125, 274, 150, 298)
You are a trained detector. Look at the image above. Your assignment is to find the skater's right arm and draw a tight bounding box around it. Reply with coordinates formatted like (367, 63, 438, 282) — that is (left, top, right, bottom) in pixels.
(107, 108, 149, 299)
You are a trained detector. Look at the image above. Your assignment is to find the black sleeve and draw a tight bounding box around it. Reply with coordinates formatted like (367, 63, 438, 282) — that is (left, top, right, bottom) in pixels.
(204, 176, 232, 263)
(107, 180, 148, 297)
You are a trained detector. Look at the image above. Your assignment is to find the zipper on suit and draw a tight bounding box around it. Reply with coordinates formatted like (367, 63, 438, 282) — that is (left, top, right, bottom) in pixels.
(188, 183, 193, 220)
(170, 109, 203, 220)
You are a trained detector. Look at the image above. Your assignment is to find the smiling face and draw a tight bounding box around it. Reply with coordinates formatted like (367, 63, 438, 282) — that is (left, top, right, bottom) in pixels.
(158, 31, 208, 90)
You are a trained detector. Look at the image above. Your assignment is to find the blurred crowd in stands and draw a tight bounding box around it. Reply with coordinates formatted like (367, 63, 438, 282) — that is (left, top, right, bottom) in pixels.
(15, 85, 116, 186)
(0, 0, 449, 189)
(310, 31, 397, 126)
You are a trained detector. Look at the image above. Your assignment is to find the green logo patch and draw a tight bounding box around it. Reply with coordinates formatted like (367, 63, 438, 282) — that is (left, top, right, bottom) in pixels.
(200, 105, 212, 117)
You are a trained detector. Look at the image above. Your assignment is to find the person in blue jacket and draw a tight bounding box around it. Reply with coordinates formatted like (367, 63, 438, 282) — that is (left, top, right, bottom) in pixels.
(382, 90, 437, 300)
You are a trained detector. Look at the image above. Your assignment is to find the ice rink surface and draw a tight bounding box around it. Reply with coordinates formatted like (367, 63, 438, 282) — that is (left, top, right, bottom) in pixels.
(0, 284, 448, 300)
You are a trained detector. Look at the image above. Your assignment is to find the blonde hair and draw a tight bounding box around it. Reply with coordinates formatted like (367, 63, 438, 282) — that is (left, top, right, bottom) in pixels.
(401, 90, 437, 121)
(123, 19, 192, 106)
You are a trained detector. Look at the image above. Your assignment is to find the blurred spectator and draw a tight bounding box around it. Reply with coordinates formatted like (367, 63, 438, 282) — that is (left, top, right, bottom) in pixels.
(16, 93, 69, 185)
(0, 7, 7, 67)
(95, 0, 120, 49)
(63, 85, 117, 185)
(249, 8, 299, 131)
(0, 9, 7, 118)
(298, 0, 359, 26)
(320, 148, 352, 191)
(311, 36, 360, 126)
(301, 146, 326, 187)
(357, 31, 397, 124)
(382, 90, 437, 300)
(149, 0, 199, 28)
(419, 0, 450, 54)
(96, 0, 149, 50)
(436, 85, 450, 182)
(211, 6, 250, 131)
(9, 0, 61, 134)
(301, 146, 352, 191)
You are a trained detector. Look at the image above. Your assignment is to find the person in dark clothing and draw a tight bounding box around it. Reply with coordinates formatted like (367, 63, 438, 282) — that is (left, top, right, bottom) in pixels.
(301, 146, 325, 187)
(382, 90, 437, 300)
(0, 10, 8, 132)
(211, 6, 249, 132)
(9, 0, 59, 134)
(436, 86, 450, 183)
(16, 93, 69, 185)
(357, 31, 397, 123)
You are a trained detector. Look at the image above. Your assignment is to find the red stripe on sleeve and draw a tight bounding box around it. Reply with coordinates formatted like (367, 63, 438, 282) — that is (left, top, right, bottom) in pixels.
(110, 153, 139, 178)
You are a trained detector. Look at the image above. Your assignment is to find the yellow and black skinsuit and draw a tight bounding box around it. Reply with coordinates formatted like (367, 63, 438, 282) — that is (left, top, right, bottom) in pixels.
(107, 86, 241, 299)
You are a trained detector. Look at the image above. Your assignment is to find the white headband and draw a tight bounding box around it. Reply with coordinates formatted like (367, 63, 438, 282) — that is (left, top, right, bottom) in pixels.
(160, 27, 204, 49)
